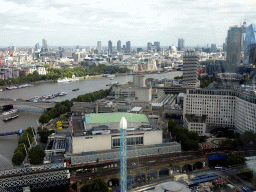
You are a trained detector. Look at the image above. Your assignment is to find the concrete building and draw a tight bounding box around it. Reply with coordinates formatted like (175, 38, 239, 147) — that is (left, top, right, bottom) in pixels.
(126, 41, 131, 54)
(154, 42, 160, 52)
(178, 38, 184, 51)
(108, 40, 112, 54)
(147, 42, 152, 52)
(42, 39, 48, 49)
(182, 50, 200, 88)
(72, 113, 161, 153)
(226, 26, 242, 72)
(97, 41, 101, 53)
(183, 89, 256, 134)
(117, 40, 121, 52)
(211, 44, 217, 53)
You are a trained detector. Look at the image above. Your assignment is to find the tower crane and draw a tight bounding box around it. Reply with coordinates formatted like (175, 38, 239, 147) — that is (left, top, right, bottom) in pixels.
(0, 46, 11, 68)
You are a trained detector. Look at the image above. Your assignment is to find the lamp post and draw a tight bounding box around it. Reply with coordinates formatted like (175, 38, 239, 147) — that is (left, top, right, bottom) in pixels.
(120, 117, 127, 192)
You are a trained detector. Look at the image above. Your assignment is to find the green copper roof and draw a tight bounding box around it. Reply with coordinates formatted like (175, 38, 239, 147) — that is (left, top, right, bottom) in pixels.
(85, 113, 149, 124)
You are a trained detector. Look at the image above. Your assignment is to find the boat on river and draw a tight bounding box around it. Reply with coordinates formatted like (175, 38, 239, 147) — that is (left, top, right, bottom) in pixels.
(72, 88, 79, 91)
(6, 86, 17, 90)
(3, 115, 19, 122)
(58, 92, 67, 96)
(2, 109, 18, 116)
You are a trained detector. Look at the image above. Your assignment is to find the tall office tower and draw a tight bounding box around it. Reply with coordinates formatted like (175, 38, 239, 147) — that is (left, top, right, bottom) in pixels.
(244, 24, 256, 65)
(147, 42, 152, 52)
(117, 40, 121, 52)
(108, 40, 112, 54)
(125, 41, 131, 53)
(42, 39, 48, 49)
(178, 38, 185, 51)
(35, 43, 39, 50)
(76, 45, 80, 50)
(226, 26, 242, 72)
(211, 44, 217, 53)
(182, 50, 200, 88)
(154, 42, 160, 52)
(97, 41, 102, 53)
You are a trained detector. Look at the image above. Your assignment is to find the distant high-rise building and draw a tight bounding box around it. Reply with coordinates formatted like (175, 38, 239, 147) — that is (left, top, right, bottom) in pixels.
(147, 42, 152, 52)
(211, 44, 217, 53)
(226, 26, 242, 72)
(125, 41, 131, 53)
(137, 48, 143, 53)
(117, 40, 121, 52)
(178, 38, 185, 51)
(244, 24, 256, 65)
(223, 43, 227, 52)
(35, 43, 39, 50)
(97, 41, 102, 53)
(76, 45, 80, 50)
(182, 50, 200, 88)
(108, 40, 112, 54)
(154, 42, 160, 52)
(42, 39, 48, 49)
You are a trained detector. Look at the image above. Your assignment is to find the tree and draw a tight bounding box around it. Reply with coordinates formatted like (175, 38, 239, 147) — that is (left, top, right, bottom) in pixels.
(225, 153, 245, 166)
(28, 145, 45, 165)
(88, 177, 108, 192)
(39, 113, 51, 124)
(12, 151, 25, 166)
(14, 144, 27, 156)
(38, 129, 52, 143)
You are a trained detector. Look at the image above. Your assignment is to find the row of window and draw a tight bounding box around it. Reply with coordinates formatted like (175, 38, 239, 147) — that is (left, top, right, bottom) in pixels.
(112, 137, 143, 147)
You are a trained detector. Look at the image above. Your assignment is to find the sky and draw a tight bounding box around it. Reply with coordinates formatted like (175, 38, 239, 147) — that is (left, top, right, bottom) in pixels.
(0, 0, 255, 47)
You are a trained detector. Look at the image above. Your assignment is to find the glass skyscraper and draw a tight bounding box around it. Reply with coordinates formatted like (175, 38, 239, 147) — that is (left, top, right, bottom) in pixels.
(244, 24, 256, 65)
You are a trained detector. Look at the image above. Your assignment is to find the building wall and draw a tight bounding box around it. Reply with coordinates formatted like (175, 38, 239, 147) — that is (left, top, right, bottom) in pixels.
(143, 130, 162, 145)
(72, 134, 112, 153)
(183, 90, 235, 128)
(183, 117, 206, 135)
(135, 88, 152, 102)
(69, 143, 182, 164)
(235, 97, 256, 133)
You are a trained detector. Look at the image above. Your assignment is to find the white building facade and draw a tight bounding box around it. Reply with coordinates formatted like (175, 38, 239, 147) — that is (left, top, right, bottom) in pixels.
(184, 89, 256, 134)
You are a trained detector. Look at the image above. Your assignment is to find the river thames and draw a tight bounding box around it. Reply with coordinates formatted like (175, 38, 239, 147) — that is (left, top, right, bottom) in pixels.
(0, 71, 182, 162)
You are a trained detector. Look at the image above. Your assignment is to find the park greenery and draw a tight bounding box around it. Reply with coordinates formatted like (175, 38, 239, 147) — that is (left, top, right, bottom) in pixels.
(0, 64, 130, 86)
(12, 127, 35, 165)
(168, 120, 205, 151)
(199, 76, 218, 88)
(225, 153, 245, 166)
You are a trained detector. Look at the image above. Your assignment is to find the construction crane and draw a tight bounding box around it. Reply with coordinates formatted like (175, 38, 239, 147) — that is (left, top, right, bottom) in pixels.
(0, 46, 11, 68)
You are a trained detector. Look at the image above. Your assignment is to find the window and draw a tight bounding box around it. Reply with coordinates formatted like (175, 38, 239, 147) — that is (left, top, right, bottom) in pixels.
(112, 136, 143, 147)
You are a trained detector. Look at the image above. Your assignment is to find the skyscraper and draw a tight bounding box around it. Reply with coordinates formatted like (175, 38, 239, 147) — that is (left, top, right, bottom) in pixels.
(147, 42, 152, 52)
(211, 44, 217, 53)
(226, 26, 242, 72)
(183, 50, 200, 88)
(117, 40, 121, 52)
(97, 41, 102, 53)
(125, 41, 131, 53)
(108, 40, 112, 54)
(35, 43, 39, 50)
(42, 39, 48, 49)
(178, 38, 184, 51)
(244, 24, 256, 65)
(154, 42, 160, 52)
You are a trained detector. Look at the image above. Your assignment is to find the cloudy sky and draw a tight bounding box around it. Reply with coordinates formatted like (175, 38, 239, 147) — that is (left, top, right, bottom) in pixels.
(0, 0, 255, 47)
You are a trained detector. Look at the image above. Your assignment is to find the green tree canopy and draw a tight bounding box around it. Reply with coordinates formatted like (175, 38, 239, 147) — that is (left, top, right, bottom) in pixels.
(12, 151, 25, 166)
(39, 113, 51, 124)
(225, 153, 245, 166)
(28, 145, 45, 165)
(88, 177, 108, 192)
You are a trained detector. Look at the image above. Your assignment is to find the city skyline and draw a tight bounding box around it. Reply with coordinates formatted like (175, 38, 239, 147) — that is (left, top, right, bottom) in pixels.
(0, 0, 255, 47)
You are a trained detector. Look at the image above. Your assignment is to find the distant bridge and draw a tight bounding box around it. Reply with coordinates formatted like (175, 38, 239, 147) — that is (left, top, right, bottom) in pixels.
(0, 99, 55, 109)
(0, 163, 69, 192)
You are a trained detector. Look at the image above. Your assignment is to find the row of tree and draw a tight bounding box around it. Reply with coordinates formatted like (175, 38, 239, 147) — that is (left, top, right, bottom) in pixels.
(12, 127, 45, 165)
(0, 64, 129, 85)
(71, 89, 111, 102)
(39, 100, 73, 124)
(168, 120, 205, 151)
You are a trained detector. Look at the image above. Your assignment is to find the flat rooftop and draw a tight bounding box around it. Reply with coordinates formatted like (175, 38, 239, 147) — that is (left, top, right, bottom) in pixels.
(85, 112, 149, 124)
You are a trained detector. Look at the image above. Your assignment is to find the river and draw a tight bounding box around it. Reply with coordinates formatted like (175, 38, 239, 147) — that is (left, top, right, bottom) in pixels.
(0, 71, 182, 162)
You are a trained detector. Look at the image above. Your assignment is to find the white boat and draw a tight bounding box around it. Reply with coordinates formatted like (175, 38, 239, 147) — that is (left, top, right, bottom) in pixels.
(6, 86, 17, 90)
(18, 85, 26, 88)
(70, 77, 79, 82)
(110, 78, 114, 80)
(107, 74, 116, 78)
(0, 89, 2, 92)
(58, 92, 67, 96)
(2, 109, 18, 116)
(57, 78, 70, 83)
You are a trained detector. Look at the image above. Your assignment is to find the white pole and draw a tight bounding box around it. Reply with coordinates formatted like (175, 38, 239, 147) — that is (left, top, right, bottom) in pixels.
(27, 135, 31, 149)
